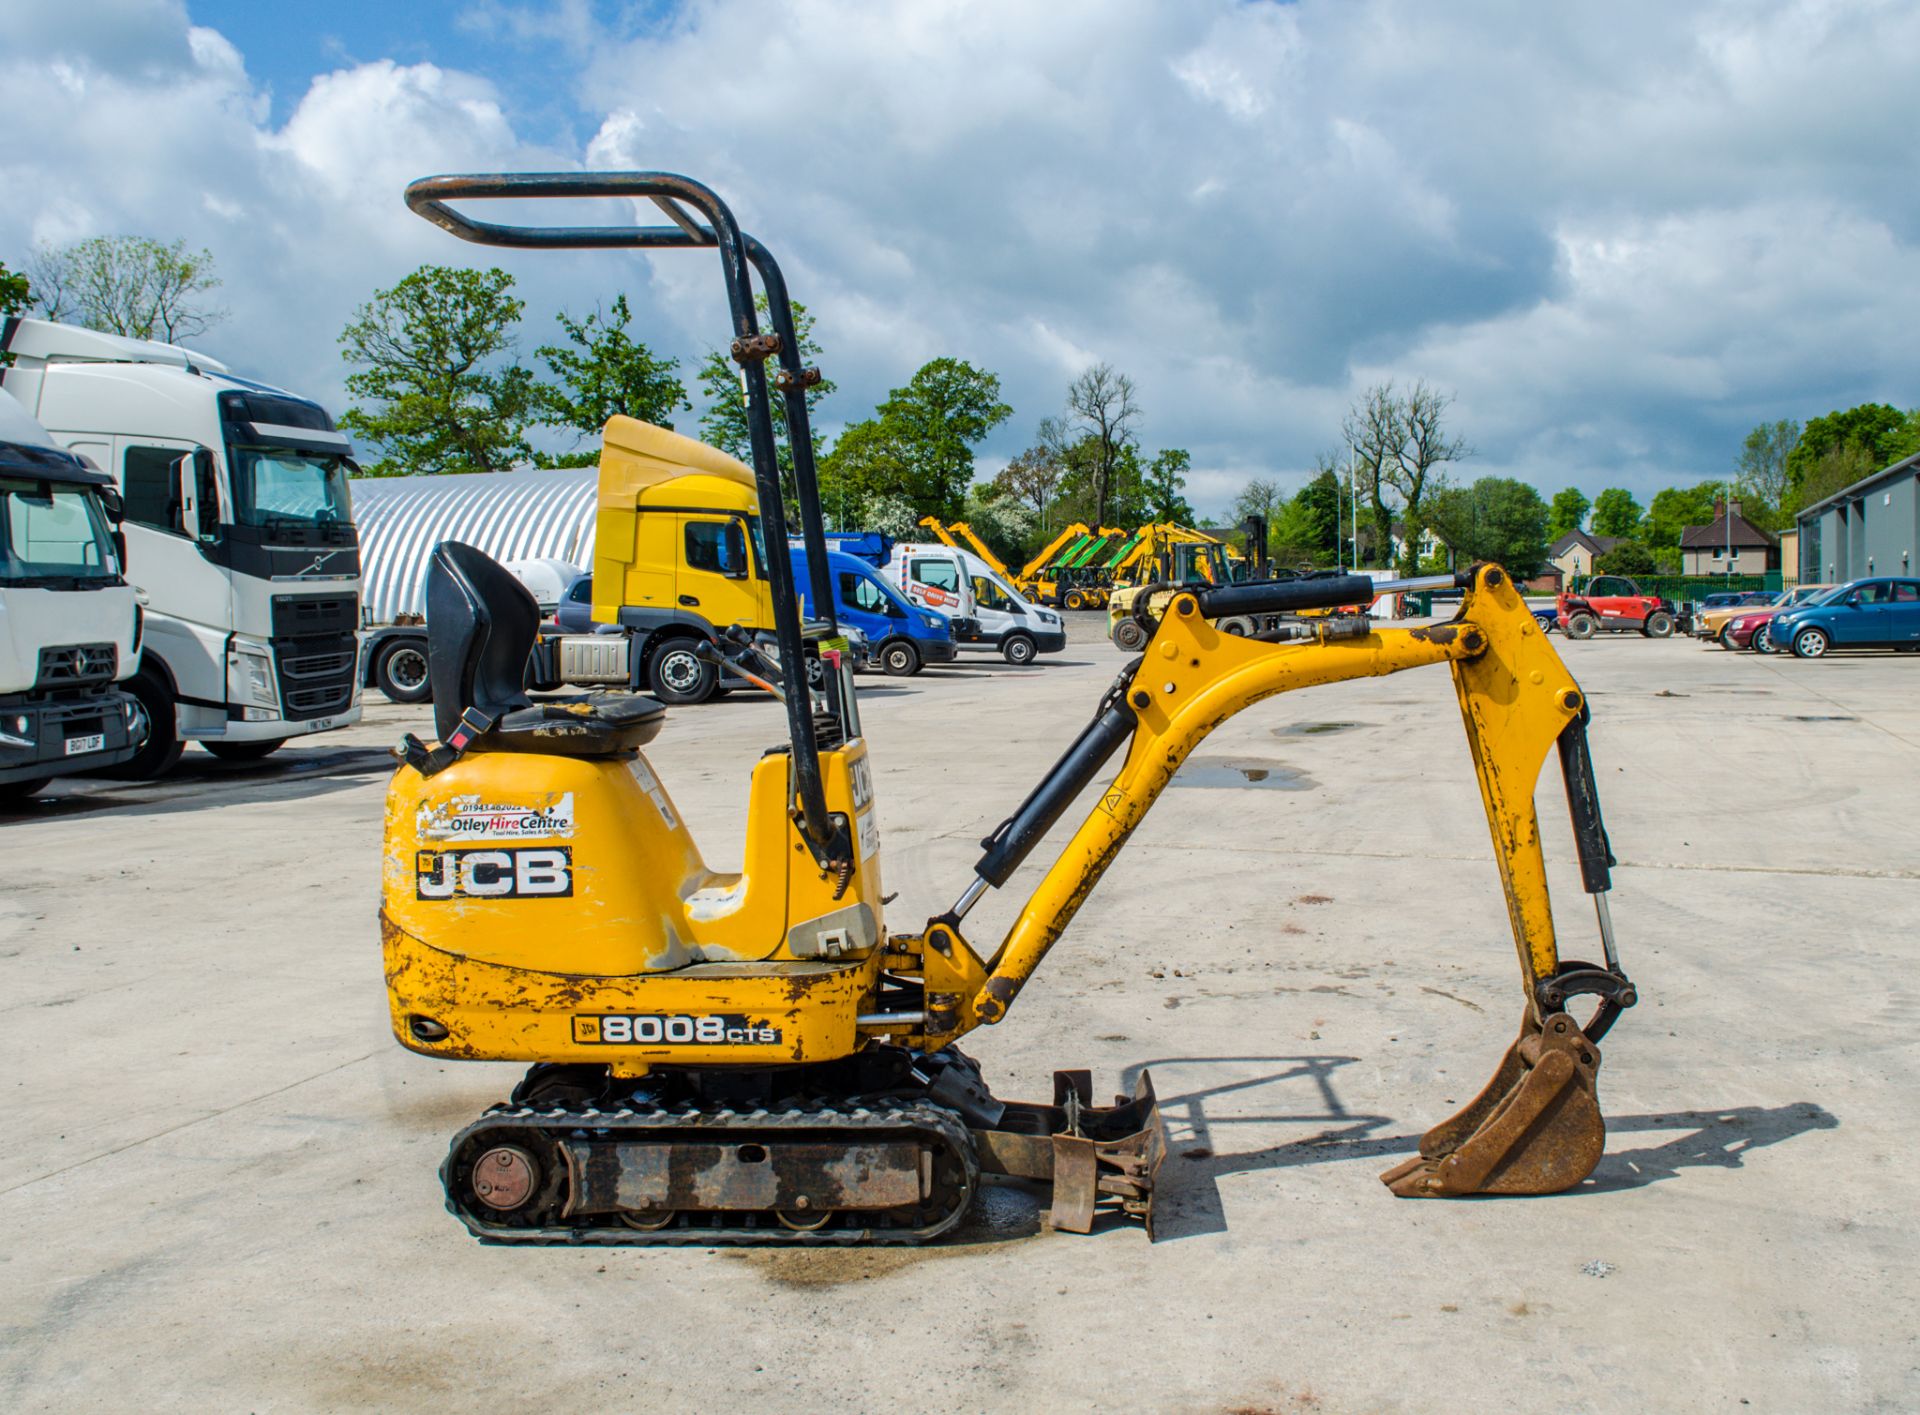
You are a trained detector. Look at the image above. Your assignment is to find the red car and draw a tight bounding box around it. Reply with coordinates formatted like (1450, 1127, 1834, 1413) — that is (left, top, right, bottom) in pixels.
(1557, 575, 1678, 639)
(1722, 585, 1836, 653)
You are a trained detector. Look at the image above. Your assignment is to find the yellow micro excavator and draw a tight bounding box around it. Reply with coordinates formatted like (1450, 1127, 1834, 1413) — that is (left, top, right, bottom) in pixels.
(379, 172, 1638, 1245)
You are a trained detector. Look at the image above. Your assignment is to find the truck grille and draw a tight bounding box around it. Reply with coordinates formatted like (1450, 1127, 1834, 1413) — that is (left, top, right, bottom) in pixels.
(272, 633, 358, 720)
(271, 593, 360, 638)
(35, 643, 117, 690)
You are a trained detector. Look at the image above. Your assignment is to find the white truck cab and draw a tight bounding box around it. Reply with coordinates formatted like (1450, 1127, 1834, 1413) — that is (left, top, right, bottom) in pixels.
(0, 387, 144, 801)
(888, 541, 1065, 665)
(0, 318, 362, 775)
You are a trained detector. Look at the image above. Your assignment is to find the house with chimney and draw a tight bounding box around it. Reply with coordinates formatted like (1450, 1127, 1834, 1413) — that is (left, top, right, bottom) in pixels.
(1679, 500, 1779, 576)
(1547, 529, 1620, 579)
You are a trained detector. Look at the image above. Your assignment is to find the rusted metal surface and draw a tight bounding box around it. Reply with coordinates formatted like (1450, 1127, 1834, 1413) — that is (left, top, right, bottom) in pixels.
(471, 1145, 538, 1210)
(563, 1137, 924, 1215)
(974, 1069, 1166, 1238)
(1381, 1010, 1605, 1197)
(729, 332, 783, 364)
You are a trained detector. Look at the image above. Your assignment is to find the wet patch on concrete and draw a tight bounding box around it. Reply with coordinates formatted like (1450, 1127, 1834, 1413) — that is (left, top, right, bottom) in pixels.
(1172, 757, 1316, 790)
(1273, 720, 1365, 737)
(730, 1183, 1045, 1286)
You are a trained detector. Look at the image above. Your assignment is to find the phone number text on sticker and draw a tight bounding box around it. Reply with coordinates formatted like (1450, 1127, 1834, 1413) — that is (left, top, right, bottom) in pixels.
(572, 1013, 784, 1046)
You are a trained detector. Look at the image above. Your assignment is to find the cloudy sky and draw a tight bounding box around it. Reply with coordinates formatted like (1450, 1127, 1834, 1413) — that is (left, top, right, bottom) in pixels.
(5, 0, 1916, 516)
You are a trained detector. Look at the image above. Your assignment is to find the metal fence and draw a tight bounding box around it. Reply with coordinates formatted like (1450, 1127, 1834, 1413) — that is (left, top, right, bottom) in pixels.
(1578, 573, 1784, 600)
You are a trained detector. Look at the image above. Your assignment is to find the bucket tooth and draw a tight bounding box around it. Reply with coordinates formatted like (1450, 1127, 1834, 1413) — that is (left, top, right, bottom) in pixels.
(1382, 1011, 1605, 1198)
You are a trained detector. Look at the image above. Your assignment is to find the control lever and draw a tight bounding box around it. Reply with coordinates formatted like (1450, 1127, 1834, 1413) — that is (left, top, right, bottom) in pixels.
(696, 638, 784, 700)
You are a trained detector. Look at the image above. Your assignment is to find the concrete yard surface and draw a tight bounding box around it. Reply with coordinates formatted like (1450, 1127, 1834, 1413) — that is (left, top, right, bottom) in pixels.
(3, 618, 1916, 1413)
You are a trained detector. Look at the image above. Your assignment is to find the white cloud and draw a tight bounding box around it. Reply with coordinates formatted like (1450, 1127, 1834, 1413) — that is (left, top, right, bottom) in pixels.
(3, 0, 1917, 516)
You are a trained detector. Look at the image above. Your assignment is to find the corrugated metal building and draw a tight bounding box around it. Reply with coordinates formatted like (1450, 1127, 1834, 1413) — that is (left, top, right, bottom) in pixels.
(1794, 450, 1920, 584)
(350, 466, 599, 621)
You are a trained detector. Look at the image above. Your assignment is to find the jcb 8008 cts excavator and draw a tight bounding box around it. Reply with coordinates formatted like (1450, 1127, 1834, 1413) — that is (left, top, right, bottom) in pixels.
(379, 172, 1638, 1244)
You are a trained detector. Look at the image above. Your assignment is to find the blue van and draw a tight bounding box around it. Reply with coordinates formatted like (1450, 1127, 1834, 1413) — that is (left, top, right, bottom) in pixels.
(790, 546, 955, 676)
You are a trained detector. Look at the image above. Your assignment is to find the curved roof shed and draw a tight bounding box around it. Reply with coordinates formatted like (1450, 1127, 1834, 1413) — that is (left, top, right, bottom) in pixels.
(350, 466, 599, 622)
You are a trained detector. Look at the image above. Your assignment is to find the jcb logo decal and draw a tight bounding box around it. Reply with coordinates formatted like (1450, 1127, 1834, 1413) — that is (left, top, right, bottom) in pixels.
(416, 847, 573, 900)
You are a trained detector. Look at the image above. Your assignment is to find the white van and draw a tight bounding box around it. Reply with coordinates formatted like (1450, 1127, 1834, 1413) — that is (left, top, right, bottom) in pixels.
(887, 541, 1065, 665)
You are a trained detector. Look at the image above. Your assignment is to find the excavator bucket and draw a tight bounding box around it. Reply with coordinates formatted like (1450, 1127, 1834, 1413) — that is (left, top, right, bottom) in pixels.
(1381, 1011, 1605, 1197)
(971, 1070, 1167, 1237)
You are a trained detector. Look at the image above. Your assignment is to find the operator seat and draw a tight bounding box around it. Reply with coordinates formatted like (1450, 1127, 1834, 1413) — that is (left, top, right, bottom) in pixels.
(425, 541, 665, 756)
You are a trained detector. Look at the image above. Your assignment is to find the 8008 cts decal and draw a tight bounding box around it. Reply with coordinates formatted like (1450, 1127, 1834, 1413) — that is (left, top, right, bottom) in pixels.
(572, 1013, 784, 1046)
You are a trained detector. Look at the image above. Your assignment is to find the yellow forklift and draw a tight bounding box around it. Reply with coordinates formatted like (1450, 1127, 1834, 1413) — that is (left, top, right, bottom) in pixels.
(381, 171, 1638, 1244)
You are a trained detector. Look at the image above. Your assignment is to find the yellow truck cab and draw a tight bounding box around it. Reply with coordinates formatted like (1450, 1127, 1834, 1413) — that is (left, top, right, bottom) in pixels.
(587, 416, 775, 703)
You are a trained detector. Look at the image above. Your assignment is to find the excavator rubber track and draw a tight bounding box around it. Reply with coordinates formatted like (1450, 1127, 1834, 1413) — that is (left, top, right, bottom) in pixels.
(442, 1099, 978, 1246)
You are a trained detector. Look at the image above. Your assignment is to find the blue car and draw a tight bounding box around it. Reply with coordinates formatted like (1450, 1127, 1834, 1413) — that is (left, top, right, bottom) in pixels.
(1769, 577, 1920, 659)
(790, 546, 956, 676)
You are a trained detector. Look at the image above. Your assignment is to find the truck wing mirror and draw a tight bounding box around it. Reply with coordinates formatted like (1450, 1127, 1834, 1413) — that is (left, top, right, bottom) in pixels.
(166, 455, 190, 536)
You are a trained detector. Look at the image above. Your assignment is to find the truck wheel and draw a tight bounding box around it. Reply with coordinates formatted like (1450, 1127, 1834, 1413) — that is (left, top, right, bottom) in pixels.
(0, 778, 49, 806)
(880, 640, 921, 676)
(204, 739, 286, 763)
(1001, 633, 1038, 666)
(1792, 627, 1830, 659)
(98, 670, 184, 780)
(1112, 619, 1148, 652)
(1064, 589, 1086, 610)
(374, 637, 433, 704)
(1642, 610, 1674, 638)
(649, 639, 718, 704)
(1565, 612, 1598, 641)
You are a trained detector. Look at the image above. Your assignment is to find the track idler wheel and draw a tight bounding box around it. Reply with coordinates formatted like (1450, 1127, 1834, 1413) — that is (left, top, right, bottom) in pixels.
(1380, 1011, 1605, 1198)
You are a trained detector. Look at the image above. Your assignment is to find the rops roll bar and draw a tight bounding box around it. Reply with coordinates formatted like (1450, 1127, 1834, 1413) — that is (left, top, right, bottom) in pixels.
(403, 171, 846, 871)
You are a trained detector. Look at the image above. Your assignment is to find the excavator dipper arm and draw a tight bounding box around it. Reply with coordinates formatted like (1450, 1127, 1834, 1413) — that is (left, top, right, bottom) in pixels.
(891, 563, 1636, 1212)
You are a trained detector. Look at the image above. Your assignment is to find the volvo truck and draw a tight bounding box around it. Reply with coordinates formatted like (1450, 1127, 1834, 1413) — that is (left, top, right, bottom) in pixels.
(0, 388, 144, 802)
(0, 319, 363, 775)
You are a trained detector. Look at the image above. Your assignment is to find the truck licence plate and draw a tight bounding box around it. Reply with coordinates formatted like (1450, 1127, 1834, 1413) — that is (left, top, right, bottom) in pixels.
(65, 733, 104, 756)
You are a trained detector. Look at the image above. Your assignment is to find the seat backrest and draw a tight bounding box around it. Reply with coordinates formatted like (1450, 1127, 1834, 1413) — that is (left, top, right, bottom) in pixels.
(425, 540, 538, 742)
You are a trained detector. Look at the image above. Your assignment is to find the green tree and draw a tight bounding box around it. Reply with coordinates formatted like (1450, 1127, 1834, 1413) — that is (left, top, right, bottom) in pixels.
(1785, 404, 1919, 505)
(0, 260, 28, 367)
(339, 265, 534, 477)
(1287, 466, 1345, 566)
(27, 235, 224, 342)
(1426, 477, 1550, 575)
(1590, 488, 1643, 538)
(822, 358, 1012, 521)
(1594, 540, 1657, 576)
(992, 442, 1066, 538)
(1736, 418, 1798, 520)
(1795, 441, 1879, 512)
(0, 259, 28, 316)
(1143, 448, 1194, 522)
(533, 294, 688, 464)
(694, 296, 833, 470)
(1643, 481, 1723, 549)
(1547, 487, 1590, 540)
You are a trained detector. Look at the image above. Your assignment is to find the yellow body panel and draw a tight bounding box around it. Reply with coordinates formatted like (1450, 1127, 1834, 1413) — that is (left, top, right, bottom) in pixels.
(381, 735, 887, 1070)
(591, 414, 773, 630)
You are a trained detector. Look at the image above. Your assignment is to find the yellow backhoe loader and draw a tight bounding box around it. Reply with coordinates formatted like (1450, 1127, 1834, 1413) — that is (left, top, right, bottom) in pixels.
(379, 171, 1638, 1245)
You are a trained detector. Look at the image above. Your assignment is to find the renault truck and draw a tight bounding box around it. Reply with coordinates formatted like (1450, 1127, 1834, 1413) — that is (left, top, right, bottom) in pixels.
(0, 388, 145, 802)
(0, 318, 362, 776)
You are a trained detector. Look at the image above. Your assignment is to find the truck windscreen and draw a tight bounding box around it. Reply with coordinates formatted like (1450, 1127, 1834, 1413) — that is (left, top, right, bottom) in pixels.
(0, 478, 120, 586)
(229, 448, 352, 529)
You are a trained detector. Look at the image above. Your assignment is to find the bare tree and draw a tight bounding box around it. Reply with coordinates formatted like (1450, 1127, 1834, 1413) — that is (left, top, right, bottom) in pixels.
(28, 236, 225, 343)
(1387, 380, 1470, 574)
(1342, 382, 1400, 568)
(993, 438, 1066, 536)
(1064, 363, 1139, 525)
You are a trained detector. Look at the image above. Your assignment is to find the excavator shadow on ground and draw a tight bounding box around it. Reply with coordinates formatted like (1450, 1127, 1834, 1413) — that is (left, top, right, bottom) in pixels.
(1089, 1056, 1840, 1240)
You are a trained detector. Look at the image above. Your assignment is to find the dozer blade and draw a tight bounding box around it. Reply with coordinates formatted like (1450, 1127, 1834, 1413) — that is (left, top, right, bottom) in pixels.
(971, 1070, 1167, 1238)
(1381, 1011, 1605, 1197)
